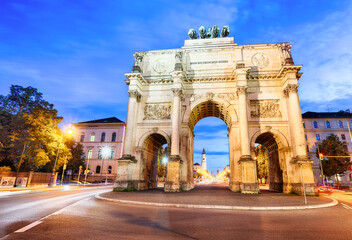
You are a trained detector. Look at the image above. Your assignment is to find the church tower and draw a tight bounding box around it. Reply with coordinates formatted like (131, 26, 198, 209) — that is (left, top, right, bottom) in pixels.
(201, 148, 207, 171)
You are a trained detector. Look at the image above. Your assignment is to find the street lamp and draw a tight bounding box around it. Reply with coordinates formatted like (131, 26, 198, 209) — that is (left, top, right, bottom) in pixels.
(60, 127, 74, 185)
(100, 147, 111, 184)
(48, 123, 74, 187)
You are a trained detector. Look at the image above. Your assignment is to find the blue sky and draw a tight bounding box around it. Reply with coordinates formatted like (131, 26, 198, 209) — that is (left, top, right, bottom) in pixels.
(1, 0, 352, 173)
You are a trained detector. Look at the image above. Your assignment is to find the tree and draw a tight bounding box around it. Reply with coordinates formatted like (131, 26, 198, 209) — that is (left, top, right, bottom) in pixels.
(317, 134, 350, 185)
(0, 85, 70, 172)
(255, 145, 269, 181)
(64, 139, 85, 174)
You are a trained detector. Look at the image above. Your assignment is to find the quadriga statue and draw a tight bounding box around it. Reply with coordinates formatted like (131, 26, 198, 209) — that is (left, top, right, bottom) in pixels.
(211, 25, 219, 38)
(199, 26, 207, 39)
(220, 26, 230, 37)
(188, 29, 198, 39)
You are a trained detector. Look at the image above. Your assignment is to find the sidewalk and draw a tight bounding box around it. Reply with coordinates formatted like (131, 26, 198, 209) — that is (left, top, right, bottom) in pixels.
(96, 184, 338, 211)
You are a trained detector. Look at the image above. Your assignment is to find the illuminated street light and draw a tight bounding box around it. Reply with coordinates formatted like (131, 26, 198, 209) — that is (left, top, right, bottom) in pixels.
(48, 123, 74, 187)
(61, 126, 74, 185)
(100, 146, 111, 184)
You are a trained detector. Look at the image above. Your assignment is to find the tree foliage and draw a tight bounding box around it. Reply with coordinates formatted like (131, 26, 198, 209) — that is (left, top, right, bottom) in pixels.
(317, 134, 350, 178)
(255, 145, 269, 180)
(0, 85, 71, 172)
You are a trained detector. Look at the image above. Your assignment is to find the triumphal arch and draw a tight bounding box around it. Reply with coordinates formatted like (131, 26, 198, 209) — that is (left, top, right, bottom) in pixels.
(114, 26, 316, 195)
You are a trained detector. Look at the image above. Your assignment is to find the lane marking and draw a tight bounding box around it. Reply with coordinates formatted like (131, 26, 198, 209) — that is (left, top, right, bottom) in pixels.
(14, 221, 43, 233)
(341, 203, 352, 209)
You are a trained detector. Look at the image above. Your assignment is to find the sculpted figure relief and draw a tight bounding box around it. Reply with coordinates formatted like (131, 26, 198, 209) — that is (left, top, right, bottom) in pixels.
(144, 103, 172, 120)
(250, 100, 281, 118)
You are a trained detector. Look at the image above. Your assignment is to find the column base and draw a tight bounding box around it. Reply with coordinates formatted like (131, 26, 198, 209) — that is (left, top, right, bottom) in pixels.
(164, 181, 180, 192)
(229, 181, 241, 192)
(241, 183, 259, 194)
(284, 183, 317, 196)
(119, 155, 136, 163)
(180, 181, 194, 191)
(239, 155, 259, 194)
(113, 180, 146, 192)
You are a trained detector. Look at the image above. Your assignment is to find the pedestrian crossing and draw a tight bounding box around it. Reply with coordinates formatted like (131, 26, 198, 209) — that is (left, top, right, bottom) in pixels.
(341, 203, 352, 210)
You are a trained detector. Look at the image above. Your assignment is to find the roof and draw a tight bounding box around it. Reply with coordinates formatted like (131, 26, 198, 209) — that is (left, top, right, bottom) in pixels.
(302, 111, 352, 119)
(194, 163, 200, 165)
(202, 148, 206, 154)
(78, 117, 124, 124)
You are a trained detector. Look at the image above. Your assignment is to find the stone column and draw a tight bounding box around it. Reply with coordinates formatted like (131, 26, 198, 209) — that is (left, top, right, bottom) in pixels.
(171, 88, 182, 156)
(237, 86, 259, 194)
(165, 88, 182, 192)
(284, 84, 306, 157)
(122, 90, 140, 158)
(284, 83, 316, 195)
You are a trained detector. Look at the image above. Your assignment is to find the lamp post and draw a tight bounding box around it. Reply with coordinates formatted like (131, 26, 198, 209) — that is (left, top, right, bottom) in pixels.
(48, 124, 74, 187)
(100, 147, 111, 184)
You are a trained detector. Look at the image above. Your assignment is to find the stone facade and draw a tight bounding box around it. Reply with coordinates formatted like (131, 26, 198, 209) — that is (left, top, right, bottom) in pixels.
(114, 36, 316, 195)
(302, 111, 352, 186)
(73, 117, 125, 181)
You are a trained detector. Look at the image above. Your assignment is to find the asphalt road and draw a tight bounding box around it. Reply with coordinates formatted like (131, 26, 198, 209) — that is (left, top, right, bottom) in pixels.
(0, 186, 111, 239)
(1, 186, 352, 240)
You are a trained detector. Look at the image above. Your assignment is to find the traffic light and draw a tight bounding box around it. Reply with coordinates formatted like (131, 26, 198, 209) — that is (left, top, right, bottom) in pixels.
(319, 153, 324, 161)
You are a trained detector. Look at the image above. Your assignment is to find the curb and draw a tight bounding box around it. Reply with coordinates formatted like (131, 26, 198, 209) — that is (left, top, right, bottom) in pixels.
(94, 193, 338, 211)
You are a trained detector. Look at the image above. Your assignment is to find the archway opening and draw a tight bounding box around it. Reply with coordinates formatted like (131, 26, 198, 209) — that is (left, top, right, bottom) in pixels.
(189, 101, 231, 188)
(142, 133, 168, 189)
(254, 132, 283, 192)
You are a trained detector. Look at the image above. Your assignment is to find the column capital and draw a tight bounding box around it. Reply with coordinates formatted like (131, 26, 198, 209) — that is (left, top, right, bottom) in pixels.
(172, 88, 183, 97)
(283, 84, 299, 96)
(128, 90, 141, 100)
(236, 86, 248, 96)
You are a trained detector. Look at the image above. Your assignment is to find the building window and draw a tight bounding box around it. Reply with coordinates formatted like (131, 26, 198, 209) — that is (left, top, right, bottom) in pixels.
(313, 121, 318, 128)
(96, 165, 101, 174)
(80, 133, 85, 142)
(98, 149, 102, 159)
(110, 149, 115, 159)
(111, 132, 116, 142)
(338, 121, 343, 128)
(303, 123, 305, 129)
(108, 166, 112, 174)
(316, 134, 320, 140)
(305, 134, 307, 141)
(326, 121, 331, 128)
(90, 133, 95, 142)
(87, 149, 93, 159)
(306, 145, 309, 153)
(341, 134, 346, 140)
(101, 132, 105, 142)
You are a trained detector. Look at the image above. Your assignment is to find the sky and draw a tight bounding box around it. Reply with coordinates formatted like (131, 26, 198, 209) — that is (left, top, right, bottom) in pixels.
(1, 0, 352, 173)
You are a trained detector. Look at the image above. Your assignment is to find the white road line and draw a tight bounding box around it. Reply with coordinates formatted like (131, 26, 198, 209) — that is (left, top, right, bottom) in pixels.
(14, 221, 43, 233)
(341, 203, 352, 209)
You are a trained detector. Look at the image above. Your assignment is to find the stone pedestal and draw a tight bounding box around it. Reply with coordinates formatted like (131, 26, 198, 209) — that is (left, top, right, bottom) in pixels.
(164, 155, 181, 192)
(239, 156, 259, 194)
(113, 159, 143, 191)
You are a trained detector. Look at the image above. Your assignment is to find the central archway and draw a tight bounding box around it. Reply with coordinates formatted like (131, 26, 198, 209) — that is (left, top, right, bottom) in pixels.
(187, 100, 233, 189)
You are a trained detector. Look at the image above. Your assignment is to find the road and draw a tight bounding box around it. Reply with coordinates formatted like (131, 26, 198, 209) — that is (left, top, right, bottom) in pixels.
(0, 186, 351, 240)
(0, 186, 111, 239)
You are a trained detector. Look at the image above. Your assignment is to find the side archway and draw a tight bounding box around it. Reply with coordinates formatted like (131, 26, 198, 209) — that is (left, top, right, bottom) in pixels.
(140, 132, 169, 189)
(251, 130, 289, 192)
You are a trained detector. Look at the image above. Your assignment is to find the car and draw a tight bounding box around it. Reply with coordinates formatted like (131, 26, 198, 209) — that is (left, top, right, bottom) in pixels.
(317, 185, 333, 193)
